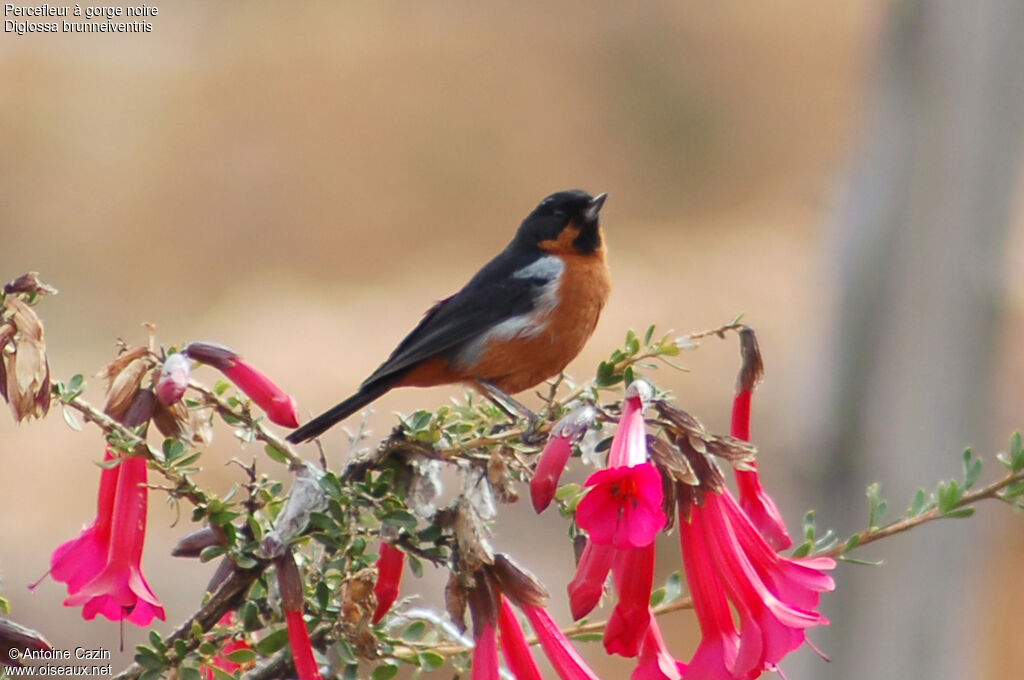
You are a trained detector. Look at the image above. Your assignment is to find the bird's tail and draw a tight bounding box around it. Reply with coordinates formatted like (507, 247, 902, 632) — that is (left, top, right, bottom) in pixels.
(286, 380, 394, 443)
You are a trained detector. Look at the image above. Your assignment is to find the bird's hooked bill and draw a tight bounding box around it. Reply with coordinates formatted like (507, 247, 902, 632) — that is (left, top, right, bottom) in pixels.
(584, 192, 608, 223)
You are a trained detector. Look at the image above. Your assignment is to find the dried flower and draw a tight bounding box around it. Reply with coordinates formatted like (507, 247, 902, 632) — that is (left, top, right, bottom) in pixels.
(2, 296, 50, 422)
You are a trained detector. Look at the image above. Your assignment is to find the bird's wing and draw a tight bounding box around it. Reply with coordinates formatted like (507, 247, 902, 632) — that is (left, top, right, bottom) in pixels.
(360, 251, 556, 386)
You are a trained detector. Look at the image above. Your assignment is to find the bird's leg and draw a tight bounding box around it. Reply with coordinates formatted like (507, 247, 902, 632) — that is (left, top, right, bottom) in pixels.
(475, 379, 544, 443)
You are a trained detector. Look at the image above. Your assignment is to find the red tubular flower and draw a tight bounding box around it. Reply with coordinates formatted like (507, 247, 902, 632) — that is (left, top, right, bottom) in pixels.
(185, 341, 299, 427)
(156, 353, 190, 406)
(467, 579, 500, 680)
(567, 539, 615, 620)
(44, 449, 119, 595)
(575, 380, 665, 550)
(63, 455, 165, 625)
(632, 613, 685, 680)
(276, 553, 323, 680)
(730, 328, 792, 550)
(201, 612, 254, 680)
(679, 504, 745, 679)
(519, 603, 601, 680)
(497, 596, 543, 680)
(604, 543, 656, 658)
(372, 542, 405, 624)
(680, 490, 834, 677)
(531, 406, 596, 513)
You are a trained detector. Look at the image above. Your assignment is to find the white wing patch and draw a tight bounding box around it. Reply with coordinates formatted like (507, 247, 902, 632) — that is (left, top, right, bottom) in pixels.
(451, 256, 564, 371)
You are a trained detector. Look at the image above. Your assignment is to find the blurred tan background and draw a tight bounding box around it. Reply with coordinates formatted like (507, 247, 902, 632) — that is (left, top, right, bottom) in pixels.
(2, 1, 1023, 678)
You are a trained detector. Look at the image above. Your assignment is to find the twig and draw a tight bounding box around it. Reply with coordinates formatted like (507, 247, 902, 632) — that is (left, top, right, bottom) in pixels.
(187, 379, 306, 469)
(823, 467, 1024, 558)
(111, 567, 263, 680)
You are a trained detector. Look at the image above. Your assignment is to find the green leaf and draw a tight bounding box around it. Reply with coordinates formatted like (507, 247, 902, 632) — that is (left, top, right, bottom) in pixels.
(937, 480, 962, 514)
(148, 631, 166, 653)
(62, 406, 82, 431)
(402, 621, 427, 642)
(381, 509, 418, 530)
(843, 533, 861, 553)
(214, 380, 231, 396)
(644, 324, 656, 346)
(908, 489, 927, 517)
(418, 652, 444, 671)
(866, 482, 887, 529)
(944, 507, 975, 519)
(163, 438, 188, 464)
(1011, 432, 1024, 472)
(225, 649, 257, 664)
(408, 554, 424, 578)
(255, 628, 290, 656)
(180, 667, 202, 680)
(264, 444, 289, 465)
(802, 510, 816, 541)
(209, 667, 236, 680)
(134, 647, 166, 671)
(625, 330, 641, 355)
(962, 449, 982, 489)
(199, 545, 227, 563)
(371, 662, 399, 680)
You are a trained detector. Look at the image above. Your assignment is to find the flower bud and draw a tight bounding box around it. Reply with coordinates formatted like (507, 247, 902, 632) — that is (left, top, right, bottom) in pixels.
(530, 405, 595, 513)
(156, 353, 190, 406)
(186, 342, 299, 428)
(183, 341, 238, 370)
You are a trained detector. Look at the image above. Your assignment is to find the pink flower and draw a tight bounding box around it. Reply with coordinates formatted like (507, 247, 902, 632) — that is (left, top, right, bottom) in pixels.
(731, 379, 791, 551)
(575, 464, 665, 549)
(276, 553, 323, 680)
(566, 539, 615, 620)
(575, 381, 665, 550)
(372, 542, 405, 623)
(679, 490, 834, 677)
(201, 612, 254, 680)
(284, 610, 322, 680)
(63, 455, 165, 626)
(568, 380, 664, 660)
(632, 613, 685, 680)
(519, 603, 602, 680)
(156, 353, 190, 406)
(43, 449, 119, 595)
(531, 406, 595, 513)
(472, 556, 602, 680)
(497, 596, 542, 680)
(185, 341, 299, 428)
(678, 503, 744, 679)
(604, 544, 655, 658)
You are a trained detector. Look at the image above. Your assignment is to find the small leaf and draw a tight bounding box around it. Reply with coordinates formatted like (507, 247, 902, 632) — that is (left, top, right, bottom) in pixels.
(402, 621, 427, 642)
(264, 444, 289, 465)
(644, 324, 656, 346)
(62, 406, 82, 431)
(371, 662, 399, 680)
(225, 648, 257, 664)
(625, 330, 641, 356)
(908, 489, 927, 517)
(255, 628, 289, 656)
(418, 652, 444, 671)
(381, 509, 418, 530)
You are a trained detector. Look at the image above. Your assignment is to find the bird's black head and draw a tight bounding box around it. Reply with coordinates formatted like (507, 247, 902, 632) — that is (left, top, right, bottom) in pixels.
(515, 189, 608, 255)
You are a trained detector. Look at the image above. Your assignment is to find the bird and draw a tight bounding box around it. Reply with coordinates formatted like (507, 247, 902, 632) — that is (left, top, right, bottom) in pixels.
(286, 189, 611, 444)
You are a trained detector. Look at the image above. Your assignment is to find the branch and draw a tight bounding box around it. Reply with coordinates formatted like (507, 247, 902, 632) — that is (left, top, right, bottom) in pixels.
(112, 567, 263, 680)
(823, 466, 1024, 558)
